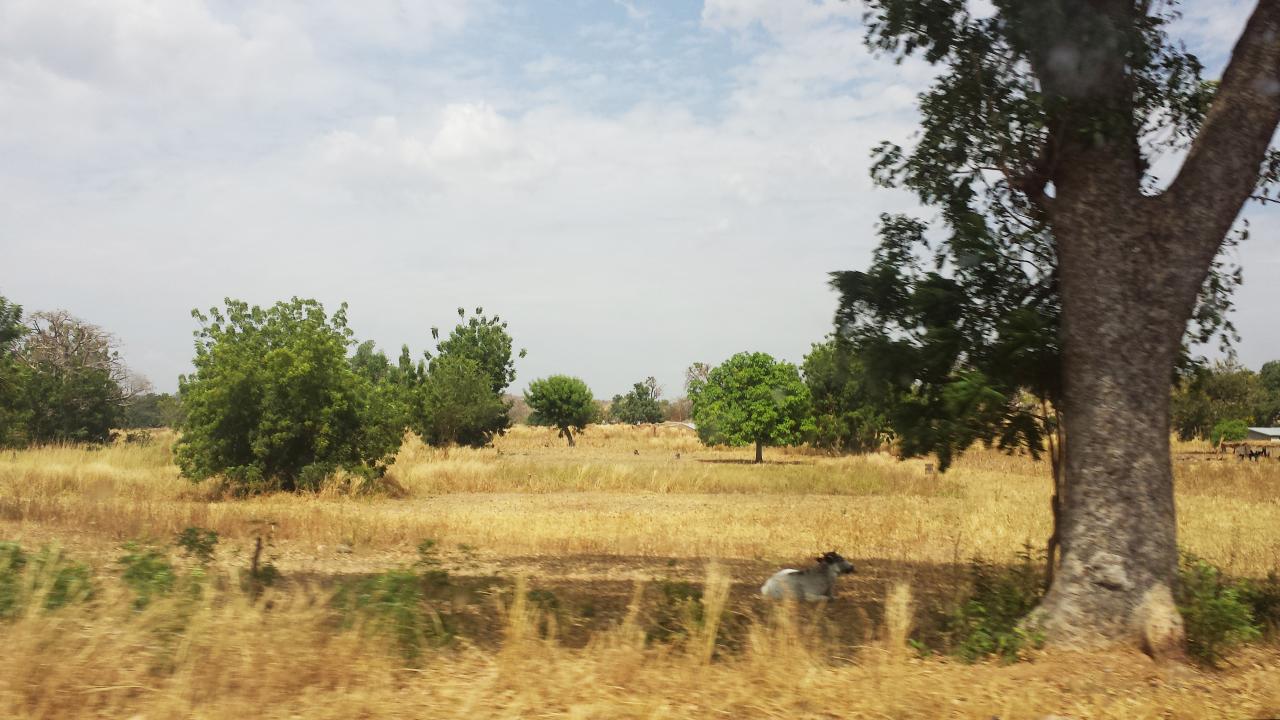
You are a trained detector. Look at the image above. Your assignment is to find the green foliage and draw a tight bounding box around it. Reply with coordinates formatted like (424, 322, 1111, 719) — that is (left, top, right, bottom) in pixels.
(176, 298, 402, 493)
(124, 392, 185, 429)
(0, 295, 28, 448)
(1177, 554, 1262, 666)
(175, 527, 219, 565)
(118, 543, 178, 610)
(0, 542, 94, 619)
(942, 551, 1045, 664)
(525, 375, 598, 446)
(414, 354, 511, 447)
(430, 307, 525, 395)
(832, 215, 1059, 471)
(1239, 572, 1280, 635)
(610, 377, 664, 425)
(802, 338, 891, 453)
(14, 310, 141, 445)
(688, 352, 814, 462)
(842, 0, 1245, 469)
(334, 562, 452, 663)
(647, 580, 705, 643)
(1173, 360, 1268, 441)
(1209, 419, 1250, 448)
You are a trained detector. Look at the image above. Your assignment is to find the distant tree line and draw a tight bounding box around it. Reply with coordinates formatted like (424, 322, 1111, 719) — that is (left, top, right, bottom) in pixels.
(0, 294, 151, 446)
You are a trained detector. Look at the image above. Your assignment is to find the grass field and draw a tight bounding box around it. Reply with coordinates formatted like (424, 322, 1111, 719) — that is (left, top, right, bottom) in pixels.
(2, 425, 1279, 718)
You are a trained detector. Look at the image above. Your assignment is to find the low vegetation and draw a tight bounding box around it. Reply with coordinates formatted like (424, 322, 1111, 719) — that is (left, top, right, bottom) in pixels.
(2, 427, 1279, 717)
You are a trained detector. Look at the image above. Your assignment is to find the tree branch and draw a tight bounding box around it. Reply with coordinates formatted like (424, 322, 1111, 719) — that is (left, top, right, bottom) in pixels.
(1161, 0, 1280, 242)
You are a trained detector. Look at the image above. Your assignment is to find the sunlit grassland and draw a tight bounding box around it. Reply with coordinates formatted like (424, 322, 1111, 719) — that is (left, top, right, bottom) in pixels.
(3, 426, 1278, 573)
(2, 425, 1280, 718)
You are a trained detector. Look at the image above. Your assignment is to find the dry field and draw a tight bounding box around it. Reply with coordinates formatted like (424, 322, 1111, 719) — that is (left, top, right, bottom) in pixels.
(2, 425, 1279, 719)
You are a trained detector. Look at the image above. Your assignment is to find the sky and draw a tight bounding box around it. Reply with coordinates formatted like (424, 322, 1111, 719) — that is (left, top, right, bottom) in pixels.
(1, 0, 1276, 398)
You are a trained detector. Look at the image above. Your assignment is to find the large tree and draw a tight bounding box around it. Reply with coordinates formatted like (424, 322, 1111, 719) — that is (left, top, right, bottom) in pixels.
(860, 0, 1280, 653)
(525, 375, 597, 446)
(18, 310, 148, 444)
(0, 295, 28, 447)
(176, 298, 401, 492)
(610, 377, 665, 425)
(689, 352, 815, 463)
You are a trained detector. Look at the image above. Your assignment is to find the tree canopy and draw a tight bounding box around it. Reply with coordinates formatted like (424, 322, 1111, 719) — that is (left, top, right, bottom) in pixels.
(525, 375, 597, 447)
(610, 377, 664, 425)
(689, 352, 814, 463)
(430, 307, 525, 395)
(176, 298, 401, 492)
(854, 0, 1280, 652)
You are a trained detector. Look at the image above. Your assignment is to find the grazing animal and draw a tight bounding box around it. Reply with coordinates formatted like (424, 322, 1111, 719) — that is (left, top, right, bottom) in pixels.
(760, 551, 856, 601)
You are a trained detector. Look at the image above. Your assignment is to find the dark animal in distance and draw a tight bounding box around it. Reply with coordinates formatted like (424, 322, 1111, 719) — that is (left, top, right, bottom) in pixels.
(760, 551, 856, 601)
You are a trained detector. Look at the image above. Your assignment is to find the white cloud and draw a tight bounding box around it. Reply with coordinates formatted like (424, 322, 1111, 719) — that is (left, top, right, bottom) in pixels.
(1, 0, 1275, 398)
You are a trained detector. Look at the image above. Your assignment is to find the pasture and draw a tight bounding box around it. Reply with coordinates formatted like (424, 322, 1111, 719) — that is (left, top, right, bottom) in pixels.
(2, 425, 1279, 718)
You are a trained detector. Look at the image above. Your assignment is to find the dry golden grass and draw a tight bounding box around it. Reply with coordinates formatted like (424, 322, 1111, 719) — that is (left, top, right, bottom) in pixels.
(2, 425, 1280, 718)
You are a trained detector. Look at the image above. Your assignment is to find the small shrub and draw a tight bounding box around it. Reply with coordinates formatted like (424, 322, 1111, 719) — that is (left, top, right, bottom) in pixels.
(118, 543, 177, 610)
(0, 542, 25, 619)
(648, 580, 704, 643)
(1239, 571, 1280, 635)
(32, 549, 93, 610)
(334, 564, 453, 663)
(1210, 419, 1249, 448)
(1177, 553, 1261, 666)
(175, 527, 219, 565)
(0, 543, 94, 619)
(942, 549, 1045, 663)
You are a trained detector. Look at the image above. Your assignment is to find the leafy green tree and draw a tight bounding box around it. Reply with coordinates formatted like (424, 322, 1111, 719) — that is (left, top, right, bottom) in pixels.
(525, 375, 597, 446)
(857, 0, 1280, 650)
(124, 393, 186, 429)
(610, 377, 664, 425)
(1171, 360, 1263, 440)
(176, 298, 400, 492)
(430, 307, 525, 395)
(0, 295, 28, 447)
(688, 352, 815, 464)
(415, 354, 510, 447)
(414, 307, 524, 446)
(1256, 360, 1280, 426)
(801, 338, 892, 454)
(17, 311, 146, 444)
(1209, 419, 1250, 448)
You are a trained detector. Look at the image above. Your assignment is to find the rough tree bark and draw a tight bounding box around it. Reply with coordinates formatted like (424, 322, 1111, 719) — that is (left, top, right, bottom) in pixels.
(754, 439, 763, 464)
(1030, 0, 1280, 655)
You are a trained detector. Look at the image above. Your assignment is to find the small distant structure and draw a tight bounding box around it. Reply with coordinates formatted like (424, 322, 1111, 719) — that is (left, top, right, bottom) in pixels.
(1246, 427, 1280, 443)
(658, 421, 697, 431)
(1218, 428, 1280, 461)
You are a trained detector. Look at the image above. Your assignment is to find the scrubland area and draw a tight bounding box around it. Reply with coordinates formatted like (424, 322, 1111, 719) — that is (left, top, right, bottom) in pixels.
(3, 425, 1280, 718)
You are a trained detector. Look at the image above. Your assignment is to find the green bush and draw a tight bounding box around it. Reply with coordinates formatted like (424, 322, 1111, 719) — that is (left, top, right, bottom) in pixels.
(1239, 571, 1280, 634)
(0, 542, 94, 619)
(647, 580, 705, 643)
(176, 298, 403, 493)
(942, 551, 1045, 663)
(1209, 418, 1250, 447)
(175, 527, 219, 565)
(118, 543, 178, 610)
(525, 375, 598, 447)
(334, 569, 451, 663)
(1177, 553, 1262, 666)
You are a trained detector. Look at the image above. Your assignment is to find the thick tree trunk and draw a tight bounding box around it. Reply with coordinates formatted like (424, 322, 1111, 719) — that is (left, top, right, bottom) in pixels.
(754, 440, 763, 464)
(1035, 143, 1211, 656)
(1026, 0, 1280, 656)
(563, 427, 575, 447)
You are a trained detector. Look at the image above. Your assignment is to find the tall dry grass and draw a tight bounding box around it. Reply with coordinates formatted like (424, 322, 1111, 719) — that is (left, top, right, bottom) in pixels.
(2, 559, 1278, 719)
(3, 427, 1279, 573)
